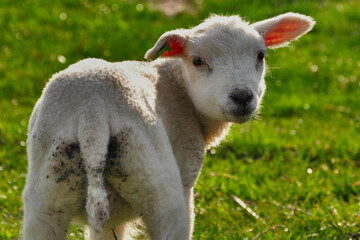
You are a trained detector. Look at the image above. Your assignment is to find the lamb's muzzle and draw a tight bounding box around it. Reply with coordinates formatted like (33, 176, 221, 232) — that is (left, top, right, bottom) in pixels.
(229, 87, 254, 115)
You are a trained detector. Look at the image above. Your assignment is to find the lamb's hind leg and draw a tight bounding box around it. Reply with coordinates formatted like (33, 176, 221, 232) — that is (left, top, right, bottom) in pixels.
(22, 181, 72, 240)
(107, 128, 189, 240)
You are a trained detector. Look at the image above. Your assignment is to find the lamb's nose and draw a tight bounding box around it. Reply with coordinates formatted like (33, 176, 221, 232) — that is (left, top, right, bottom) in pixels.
(230, 87, 254, 107)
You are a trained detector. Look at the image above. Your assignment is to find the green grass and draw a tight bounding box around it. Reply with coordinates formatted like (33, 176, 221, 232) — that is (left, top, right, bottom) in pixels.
(1, 0, 359, 239)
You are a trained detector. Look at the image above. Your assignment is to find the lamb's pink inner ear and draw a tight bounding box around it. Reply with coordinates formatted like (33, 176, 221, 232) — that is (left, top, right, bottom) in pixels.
(160, 38, 185, 57)
(264, 20, 309, 47)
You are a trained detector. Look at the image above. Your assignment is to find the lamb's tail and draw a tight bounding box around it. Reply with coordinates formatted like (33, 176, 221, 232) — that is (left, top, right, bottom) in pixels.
(78, 110, 110, 231)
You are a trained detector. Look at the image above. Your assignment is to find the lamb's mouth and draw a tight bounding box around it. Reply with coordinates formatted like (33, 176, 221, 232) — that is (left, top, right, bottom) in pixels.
(233, 105, 254, 116)
(222, 107, 255, 124)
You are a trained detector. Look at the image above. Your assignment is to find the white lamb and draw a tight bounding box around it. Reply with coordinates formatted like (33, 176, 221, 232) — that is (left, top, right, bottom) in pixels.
(22, 13, 314, 240)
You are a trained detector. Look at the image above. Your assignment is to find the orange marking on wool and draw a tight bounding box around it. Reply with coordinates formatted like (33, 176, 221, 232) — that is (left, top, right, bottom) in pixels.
(161, 38, 184, 57)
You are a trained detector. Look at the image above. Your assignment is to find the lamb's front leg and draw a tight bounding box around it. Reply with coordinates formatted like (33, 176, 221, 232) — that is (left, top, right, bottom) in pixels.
(177, 148, 205, 239)
(185, 187, 196, 239)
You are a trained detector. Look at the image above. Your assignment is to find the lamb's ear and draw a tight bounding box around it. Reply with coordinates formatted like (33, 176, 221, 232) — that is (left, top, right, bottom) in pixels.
(145, 29, 189, 61)
(252, 12, 315, 48)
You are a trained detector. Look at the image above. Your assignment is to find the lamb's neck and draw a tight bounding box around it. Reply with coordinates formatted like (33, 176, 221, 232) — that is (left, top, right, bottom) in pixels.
(154, 58, 232, 149)
(198, 113, 232, 149)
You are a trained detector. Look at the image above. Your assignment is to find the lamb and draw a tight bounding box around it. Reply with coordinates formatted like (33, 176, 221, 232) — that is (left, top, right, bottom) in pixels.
(22, 12, 315, 240)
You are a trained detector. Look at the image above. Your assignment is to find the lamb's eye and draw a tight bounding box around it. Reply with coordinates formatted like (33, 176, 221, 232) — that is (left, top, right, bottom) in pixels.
(257, 52, 265, 62)
(192, 57, 203, 66)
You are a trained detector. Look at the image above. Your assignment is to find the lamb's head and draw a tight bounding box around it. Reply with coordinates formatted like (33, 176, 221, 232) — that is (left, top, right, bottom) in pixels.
(146, 13, 315, 124)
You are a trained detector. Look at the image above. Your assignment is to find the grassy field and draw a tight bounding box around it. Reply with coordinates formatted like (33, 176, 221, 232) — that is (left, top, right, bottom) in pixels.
(1, 0, 359, 239)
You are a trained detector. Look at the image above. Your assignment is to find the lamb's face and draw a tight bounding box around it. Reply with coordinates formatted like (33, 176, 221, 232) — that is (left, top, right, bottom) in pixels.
(145, 13, 315, 123)
(182, 21, 266, 123)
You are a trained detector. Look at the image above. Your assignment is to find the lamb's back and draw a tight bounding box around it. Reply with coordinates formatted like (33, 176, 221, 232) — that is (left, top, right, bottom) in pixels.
(29, 58, 159, 143)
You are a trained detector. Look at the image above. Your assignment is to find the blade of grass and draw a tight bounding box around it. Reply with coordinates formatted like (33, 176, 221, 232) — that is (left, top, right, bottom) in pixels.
(232, 195, 266, 225)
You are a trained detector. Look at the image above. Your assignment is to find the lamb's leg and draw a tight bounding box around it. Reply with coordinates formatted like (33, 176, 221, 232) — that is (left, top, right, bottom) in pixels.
(113, 168, 189, 240)
(107, 128, 189, 240)
(185, 187, 196, 239)
(142, 190, 189, 240)
(22, 184, 71, 240)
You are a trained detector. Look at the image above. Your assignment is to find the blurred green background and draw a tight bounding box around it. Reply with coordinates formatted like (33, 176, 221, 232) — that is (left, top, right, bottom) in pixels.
(0, 0, 359, 239)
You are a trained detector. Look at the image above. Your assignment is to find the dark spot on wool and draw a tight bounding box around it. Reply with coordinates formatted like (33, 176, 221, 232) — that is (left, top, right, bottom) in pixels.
(49, 129, 131, 195)
(105, 130, 131, 180)
(56, 175, 66, 183)
(50, 141, 86, 193)
(98, 210, 107, 222)
(65, 143, 79, 159)
(107, 136, 121, 160)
